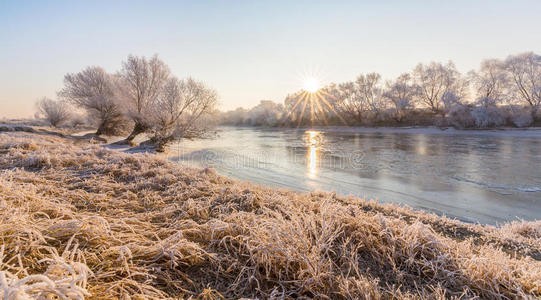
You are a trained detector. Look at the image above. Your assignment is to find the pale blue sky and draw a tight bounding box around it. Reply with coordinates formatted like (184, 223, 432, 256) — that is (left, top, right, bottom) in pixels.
(1, 0, 540, 118)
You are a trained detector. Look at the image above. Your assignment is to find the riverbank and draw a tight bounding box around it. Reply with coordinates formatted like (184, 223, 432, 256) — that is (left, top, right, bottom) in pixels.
(0, 131, 540, 299)
(225, 125, 541, 138)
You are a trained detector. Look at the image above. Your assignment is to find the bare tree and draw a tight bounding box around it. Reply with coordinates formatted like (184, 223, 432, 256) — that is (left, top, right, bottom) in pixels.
(332, 73, 386, 124)
(119, 54, 171, 141)
(469, 59, 508, 106)
(59, 66, 125, 135)
(318, 83, 346, 124)
(413, 61, 466, 116)
(355, 73, 387, 120)
(147, 77, 218, 151)
(282, 90, 307, 125)
(35, 97, 71, 127)
(504, 52, 541, 121)
(383, 73, 417, 122)
(329, 81, 364, 123)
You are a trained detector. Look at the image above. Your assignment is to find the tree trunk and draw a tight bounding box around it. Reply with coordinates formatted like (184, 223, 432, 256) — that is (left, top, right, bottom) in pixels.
(531, 106, 538, 123)
(126, 122, 148, 142)
(96, 122, 106, 136)
(155, 135, 176, 152)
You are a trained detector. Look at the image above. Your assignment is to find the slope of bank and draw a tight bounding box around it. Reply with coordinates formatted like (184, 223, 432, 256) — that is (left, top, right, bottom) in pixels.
(0, 132, 539, 299)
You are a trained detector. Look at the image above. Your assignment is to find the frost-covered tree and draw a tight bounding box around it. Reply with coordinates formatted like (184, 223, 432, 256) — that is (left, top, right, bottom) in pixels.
(282, 90, 328, 125)
(246, 100, 284, 126)
(220, 107, 249, 125)
(332, 73, 386, 124)
(59, 66, 125, 135)
(413, 61, 466, 115)
(441, 90, 463, 115)
(383, 73, 417, 122)
(119, 54, 171, 141)
(469, 59, 508, 104)
(283, 90, 307, 125)
(467, 59, 508, 128)
(35, 97, 71, 127)
(217, 52, 541, 129)
(504, 52, 541, 121)
(356, 73, 387, 119)
(331, 81, 363, 122)
(318, 83, 346, 124)
(147, 77, 218, 151)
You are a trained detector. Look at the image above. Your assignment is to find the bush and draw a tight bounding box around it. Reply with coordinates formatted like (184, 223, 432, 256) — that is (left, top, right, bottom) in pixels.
(447, 104, 475, 128)
(35, 97, 71, 127)
(506, 106, 533, 127)
(471, 105, 505, 128)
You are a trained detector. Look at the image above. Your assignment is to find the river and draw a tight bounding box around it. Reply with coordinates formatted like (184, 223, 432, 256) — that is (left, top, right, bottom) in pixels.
(168, 126, 541, 225)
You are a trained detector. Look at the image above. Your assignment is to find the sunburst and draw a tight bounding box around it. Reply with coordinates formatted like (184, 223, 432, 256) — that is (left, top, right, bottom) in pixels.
(302, 76, 320, 93)
(283, 72, 348, 127)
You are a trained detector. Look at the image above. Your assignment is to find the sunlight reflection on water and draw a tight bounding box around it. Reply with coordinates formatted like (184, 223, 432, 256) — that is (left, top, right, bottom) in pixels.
(306, 130, 319, 178)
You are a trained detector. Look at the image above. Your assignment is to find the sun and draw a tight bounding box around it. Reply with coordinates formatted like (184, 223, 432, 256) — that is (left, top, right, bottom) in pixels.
(302, 76, 320, 93)
(283, 68, 348, 127)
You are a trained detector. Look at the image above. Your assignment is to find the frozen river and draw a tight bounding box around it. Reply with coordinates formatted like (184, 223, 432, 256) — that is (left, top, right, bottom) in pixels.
(169, 126, 541, 225)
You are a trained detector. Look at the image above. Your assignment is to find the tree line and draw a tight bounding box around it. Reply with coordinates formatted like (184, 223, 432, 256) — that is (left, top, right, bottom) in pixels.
(35, 55, 218, 151)
(220, 52, 541, 128)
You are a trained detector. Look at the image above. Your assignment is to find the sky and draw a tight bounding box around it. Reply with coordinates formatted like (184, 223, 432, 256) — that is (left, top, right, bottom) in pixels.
(1, 0, 541, 118)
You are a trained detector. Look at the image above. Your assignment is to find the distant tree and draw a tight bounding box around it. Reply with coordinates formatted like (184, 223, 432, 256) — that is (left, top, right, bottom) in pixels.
(466, 59, 509, 128)
(283, 90, 314, 125)
(504, 52, 541, 121)
(318, 83, 346, 124)
(413, 61, 466, 116)
(35, 97, 71, 127)
(220, 107, 249, 125)
(322, 82, 356, 123)
(59, 66, 125, 135)
(147, 77, 218, 151)
(331, 73, 386, 124)
(355, 73, 387, 120)
(119, 54, 171, 141)
(383, 73, 417, 122)
(469, 58, 508, 104)
(247, 100, 284, 126)
(441, 90, 463, 115)
(222, 52, 541, 129)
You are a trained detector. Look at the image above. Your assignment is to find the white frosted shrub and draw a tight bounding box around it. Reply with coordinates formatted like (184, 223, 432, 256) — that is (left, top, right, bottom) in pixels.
(471, 105, 505, 128)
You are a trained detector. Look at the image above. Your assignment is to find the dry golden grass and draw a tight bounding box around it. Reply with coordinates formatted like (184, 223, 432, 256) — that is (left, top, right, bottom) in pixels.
(0, 132, 539, 299)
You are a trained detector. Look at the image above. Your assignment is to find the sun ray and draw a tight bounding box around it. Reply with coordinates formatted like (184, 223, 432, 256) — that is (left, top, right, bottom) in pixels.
(281, 91, 308, 124)
(309, 94, 315, 125)
(317, 90, 349, 126)
(313, 94, 329, 126)
(297, 93, 310, 127)
(281, 69, 351, 127)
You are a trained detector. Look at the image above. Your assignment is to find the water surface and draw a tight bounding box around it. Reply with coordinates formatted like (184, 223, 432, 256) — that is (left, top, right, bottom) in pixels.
(169, 126, 541, 224)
